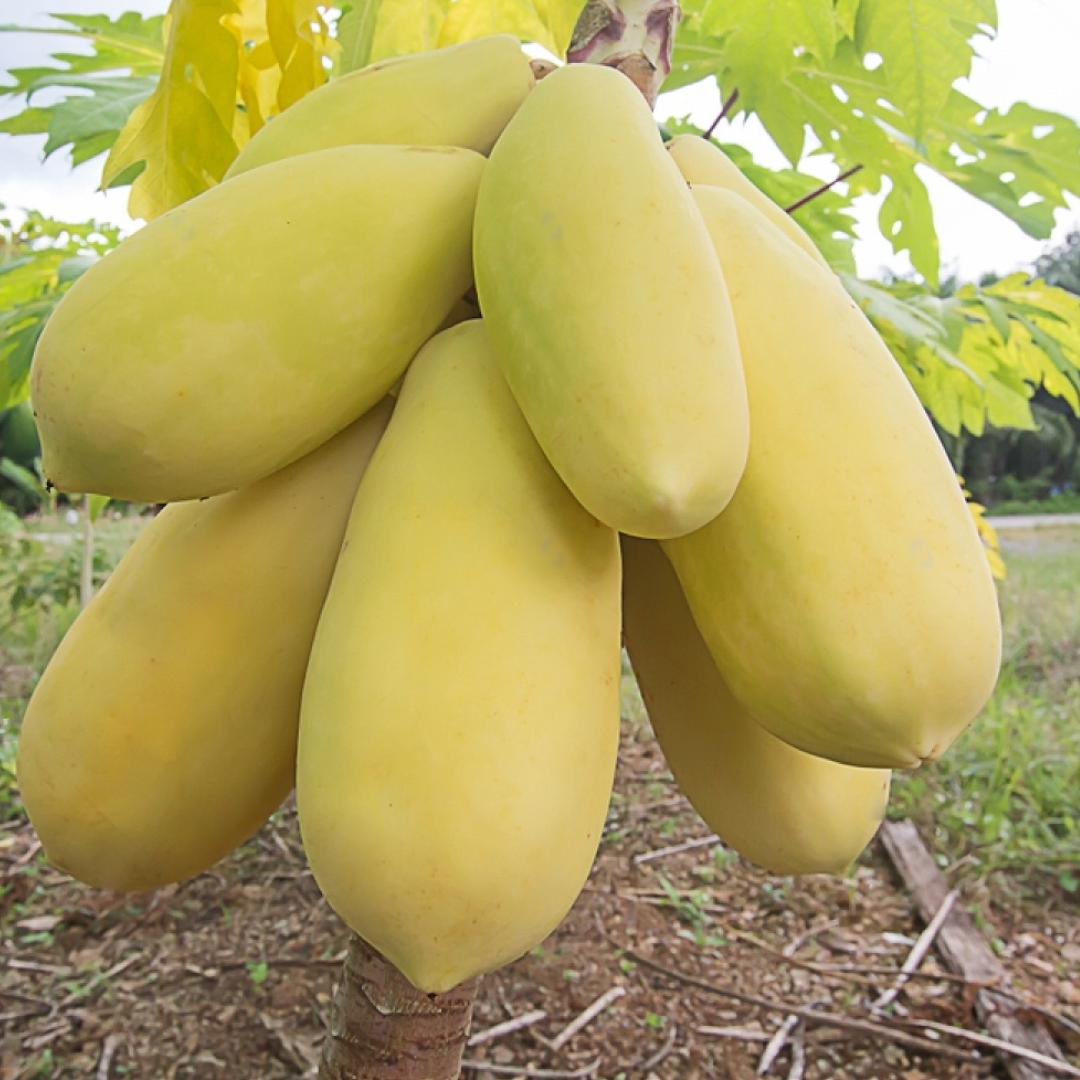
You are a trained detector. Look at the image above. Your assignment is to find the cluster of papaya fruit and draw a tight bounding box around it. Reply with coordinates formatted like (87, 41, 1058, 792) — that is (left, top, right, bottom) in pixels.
(17, 34, 1002, 994)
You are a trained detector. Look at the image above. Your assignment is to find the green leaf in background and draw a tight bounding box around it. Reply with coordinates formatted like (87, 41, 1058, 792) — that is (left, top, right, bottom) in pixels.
(0, 12, 165, 168)
(0, 210, 120, 412)
(924, 94, 1080, 241)
(844, 268, 1080, 437)
(853, 0, 995, 145)
(879, 167, 940, 287)
(835, 0, 861, 40)
(696, 0, 835, 162)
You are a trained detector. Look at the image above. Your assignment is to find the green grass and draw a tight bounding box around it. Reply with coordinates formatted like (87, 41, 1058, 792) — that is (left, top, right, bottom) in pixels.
(988, 489, 1080, 517)
(889, 528, 1080, 895)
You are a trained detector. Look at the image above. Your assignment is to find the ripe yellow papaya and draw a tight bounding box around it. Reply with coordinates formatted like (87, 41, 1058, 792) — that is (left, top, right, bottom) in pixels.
(663, 186, 1002, 769)
(298, 320, 621, 993)
(622, 537, 890, 875)
(16, 401, 393, 892)
(32, 144, 483, 502)
(474, 63, 748, 540)
(226, 35, 534, 179)
(666, 135, 829, 268)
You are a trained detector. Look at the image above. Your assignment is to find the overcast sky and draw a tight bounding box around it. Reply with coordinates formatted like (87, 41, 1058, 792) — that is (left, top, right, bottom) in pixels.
(1, 0, 1078, 280)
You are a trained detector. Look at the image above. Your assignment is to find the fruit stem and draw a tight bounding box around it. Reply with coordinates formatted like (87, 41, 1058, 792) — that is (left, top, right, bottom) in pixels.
(566, 0, 681, 108)
(784, 164, 864, 214)
(703, 88, 739, 139)
(318, 934, 480, 1079)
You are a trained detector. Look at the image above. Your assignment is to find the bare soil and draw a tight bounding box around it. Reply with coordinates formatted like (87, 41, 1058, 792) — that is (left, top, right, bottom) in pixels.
(3, 727, 1079, 1080)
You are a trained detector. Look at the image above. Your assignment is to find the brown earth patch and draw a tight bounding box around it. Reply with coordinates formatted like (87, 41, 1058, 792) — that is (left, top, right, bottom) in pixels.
(2, 727, 1078, 1080)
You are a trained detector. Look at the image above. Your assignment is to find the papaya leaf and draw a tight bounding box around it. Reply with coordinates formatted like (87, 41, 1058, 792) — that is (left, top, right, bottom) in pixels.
(692, 0, 836, 162)
(922, 94, 1080, 240)
(368, 0, 449, 61)
(334, 0, 381, 73)
(0, 212, 118, 411)
(853, 0, 988, 145)
(879, 166, 940, 287)
(264, 0, 335, 111)
(835, 0, 861, 40)
(437, 0, 556, 54)
(0, 107, 52, 137)
(0, 12, 164, 168)
(99, 0, 241, 219)
(43, 76, 160, 161)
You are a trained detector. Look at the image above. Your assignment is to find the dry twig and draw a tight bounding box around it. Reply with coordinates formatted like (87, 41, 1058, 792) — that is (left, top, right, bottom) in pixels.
(460, 1058, 600, 1078)
(608, 939, 983, 1064)
(550, 987, 626, 1050)
(633, 835, 720, 865)
(757, 1014, 799, 1075)
(873, 888, 959, 1010)
(469, 1011, 548, 1047)
(96, 1034, 119, 1080)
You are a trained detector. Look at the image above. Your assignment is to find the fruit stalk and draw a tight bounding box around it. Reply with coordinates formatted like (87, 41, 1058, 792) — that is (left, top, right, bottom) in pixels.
(319, 934, 480, 1080)
(566, 0, 680, 106)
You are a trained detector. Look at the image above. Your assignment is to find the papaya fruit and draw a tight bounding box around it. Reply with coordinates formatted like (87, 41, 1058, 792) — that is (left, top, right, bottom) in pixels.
(666, 135, 829, 268)
(474, 62, 749, 540)
(226, 35, 534, 178)
(16, 401, 393, 892)
(663, 185, 1001, 770)
(622, 536, 890, 875)
(298, 320, 621, 993)
(32, 145, 483, 502)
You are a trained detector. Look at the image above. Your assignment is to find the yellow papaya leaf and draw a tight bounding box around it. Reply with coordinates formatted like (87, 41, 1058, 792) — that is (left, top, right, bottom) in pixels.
(369, 0, 449, 61)
(266, 0, 335, 110)
(224, 0, 334, 140)
(102, 0, 242, 220)
(961, 479, 1006, 581)
(437, 0, 573, 55)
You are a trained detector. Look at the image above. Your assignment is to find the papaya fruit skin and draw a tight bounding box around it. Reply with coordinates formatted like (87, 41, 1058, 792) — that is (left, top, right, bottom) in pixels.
(622, 536, 890, 875)
(298, 320, 621, 994)
(16, 402, 392, 892)
(474, 63, 748, 540)
(226, 36, 534, 178)
(31, 145, 483, 502)
(665, 135, 829, 268)
(663, 186, 1002, 770)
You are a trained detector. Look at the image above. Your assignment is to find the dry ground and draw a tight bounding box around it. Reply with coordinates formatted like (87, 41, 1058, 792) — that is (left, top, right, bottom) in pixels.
(2, 726, 1079, 1080)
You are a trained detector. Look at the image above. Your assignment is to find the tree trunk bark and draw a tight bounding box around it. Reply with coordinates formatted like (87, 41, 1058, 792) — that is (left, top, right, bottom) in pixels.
(319, 934, 481, 1080)
(566, 0, 681, 106)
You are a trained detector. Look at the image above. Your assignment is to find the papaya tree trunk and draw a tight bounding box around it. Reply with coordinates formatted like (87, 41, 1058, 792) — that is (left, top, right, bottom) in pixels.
(318, 934, 480, 1080)
(79, 498, 95, 609)
(567, 0, 681, 106)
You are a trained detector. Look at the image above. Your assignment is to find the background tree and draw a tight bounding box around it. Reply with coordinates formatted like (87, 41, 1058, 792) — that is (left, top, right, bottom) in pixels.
(1037, 229, 1080, 296)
